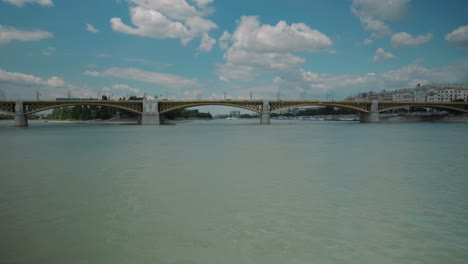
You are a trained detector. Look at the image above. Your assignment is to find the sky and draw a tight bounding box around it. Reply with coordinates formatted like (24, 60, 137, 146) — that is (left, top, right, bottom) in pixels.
(0, 0, 467, 101)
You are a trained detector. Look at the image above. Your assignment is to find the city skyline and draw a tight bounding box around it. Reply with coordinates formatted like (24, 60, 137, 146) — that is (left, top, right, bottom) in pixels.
(0, 0, 467, 101)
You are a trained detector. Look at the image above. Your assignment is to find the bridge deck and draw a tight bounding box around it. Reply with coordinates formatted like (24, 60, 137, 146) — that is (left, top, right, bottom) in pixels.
(0, 100, 467, 115)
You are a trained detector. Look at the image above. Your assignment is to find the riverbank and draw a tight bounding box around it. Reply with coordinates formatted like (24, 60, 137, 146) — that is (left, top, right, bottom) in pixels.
(380, 112, 468, 122)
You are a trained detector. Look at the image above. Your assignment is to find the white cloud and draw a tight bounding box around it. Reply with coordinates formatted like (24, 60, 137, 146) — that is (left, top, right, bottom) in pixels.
(2, 0, 53, 7)
(445, 25, 468, 49)
(227, 16, 332, 53)
(111, 84, 140, 94)
(0, 68, 43, 85)
(111, 0, 217, 52)
(0, 25, 53, 45)
(82, 70, 99, 77)
(217, 16, 332, 81)
(391, 32, 433, 47)
(198, 32, 216, 52)
(0, 69, 65, 88)
(271, 59, 468, 99)
(218, 31, 231, 50)
(83, 67, 198, 88)
(0, 68, 98, 100)
(351, 0, 410, 21)
(42, 46, 55, 56)
(131, 0, 199, 20)
(351, 0, 410, 42)
(86, 24, 99, 33)
(46, 76, 65, 87)
(363, 38, 373, 45)
(373, 48, 395, 63)
(192, 0, 213, 7)
(359, 16, 392, 38)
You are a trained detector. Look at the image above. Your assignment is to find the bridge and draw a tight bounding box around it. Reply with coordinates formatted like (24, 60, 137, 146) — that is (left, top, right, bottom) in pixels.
(1, 99, 467, 126)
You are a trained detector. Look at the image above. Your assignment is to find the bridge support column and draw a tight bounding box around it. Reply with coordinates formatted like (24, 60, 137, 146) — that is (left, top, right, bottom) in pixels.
(360, 100, 380, 123)
(260, 99, 270, 124)
(140, 100, 160, 125)
(14, 101, 28, 127)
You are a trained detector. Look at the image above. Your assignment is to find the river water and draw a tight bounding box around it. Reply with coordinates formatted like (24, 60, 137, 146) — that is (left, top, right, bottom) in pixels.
(1, 120, 467, 263)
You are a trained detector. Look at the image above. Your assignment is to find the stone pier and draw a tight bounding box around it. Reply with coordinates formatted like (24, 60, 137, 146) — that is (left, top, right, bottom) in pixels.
(14, 101, 28, 127)
(260, 99, 271, 124)
(140, 100, 160, 125)
(360, 100, 380, 123)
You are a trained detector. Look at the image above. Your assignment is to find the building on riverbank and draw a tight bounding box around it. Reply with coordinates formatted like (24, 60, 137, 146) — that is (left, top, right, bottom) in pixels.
(348, 84, 468, 102)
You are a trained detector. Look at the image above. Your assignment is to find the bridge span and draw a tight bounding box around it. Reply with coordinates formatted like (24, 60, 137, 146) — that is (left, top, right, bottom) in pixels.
(1, 99, 467, 126)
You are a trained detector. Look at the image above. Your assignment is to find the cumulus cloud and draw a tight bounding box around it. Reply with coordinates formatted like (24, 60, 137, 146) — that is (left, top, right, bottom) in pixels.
(198, 32, 216, 53)
(373, 48, 395, 63)
(83, 67, 197, 88)
(2, 0, 53, 7)
(46, 76, 65, 87)
(270, 59, 468, 99)
(0, 68, 43, 85)
(0, 68, 94, 100)
(218, 31, 231, 50)
(391, 32, 432, 47)
(359, 16, 392, 38)
(351, 0, 411, 42)
(0, 68, 66, 88)
(227, 16, 332, 53)
(111, 0, 217, 52)
(193, 0, 213, 7)
(86, 24, 99, 33)
(0, 25, 53, 45)
(217, 16, 332, 81)
(351, 0, 410, 21)
(445, 25, 468, 49)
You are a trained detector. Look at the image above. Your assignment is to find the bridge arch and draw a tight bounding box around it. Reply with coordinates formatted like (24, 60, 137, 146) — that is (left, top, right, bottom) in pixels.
(23, 101, 143, 115)
(270, 101, 371, 113)
(158, 101, 264, 114)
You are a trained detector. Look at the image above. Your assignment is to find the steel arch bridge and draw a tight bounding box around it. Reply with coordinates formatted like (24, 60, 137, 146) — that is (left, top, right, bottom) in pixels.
(1, 99, 467, 116)
(1, 99, 467, 126)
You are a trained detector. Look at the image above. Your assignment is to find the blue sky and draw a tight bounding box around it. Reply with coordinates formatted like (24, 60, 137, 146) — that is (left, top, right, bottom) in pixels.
(0, 0, 467, 101)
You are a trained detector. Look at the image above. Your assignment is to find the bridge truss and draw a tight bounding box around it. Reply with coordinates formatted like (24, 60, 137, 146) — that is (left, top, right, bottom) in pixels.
(158, 100, 265, 114)
(20, 100, 143, 115)
(1, 100, 468, 116)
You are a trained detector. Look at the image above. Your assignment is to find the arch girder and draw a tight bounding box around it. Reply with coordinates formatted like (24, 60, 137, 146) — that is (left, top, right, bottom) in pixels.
(0, 101, 16, 115)
(269, 100, 371, 113)
(23, 101, 143, 115)
(158, 100, 264, 114)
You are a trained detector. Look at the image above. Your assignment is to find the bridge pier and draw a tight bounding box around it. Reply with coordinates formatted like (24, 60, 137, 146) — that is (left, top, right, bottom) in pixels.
(140, 100, 160, 125)
(360, 100, 380, 123)
(14, 101, 28, 127)
(260, 99, 270, 124)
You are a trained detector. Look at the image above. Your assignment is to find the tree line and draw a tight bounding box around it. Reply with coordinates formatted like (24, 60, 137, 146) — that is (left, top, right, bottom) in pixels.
(270, 106, 357, 117)
(50, 106, 212, 120)
(51, 106, 114, 120)
(163, 109, 212, 119)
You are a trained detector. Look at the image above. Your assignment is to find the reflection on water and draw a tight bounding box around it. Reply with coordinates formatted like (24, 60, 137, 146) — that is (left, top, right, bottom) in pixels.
(1, 120, 468, 263)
